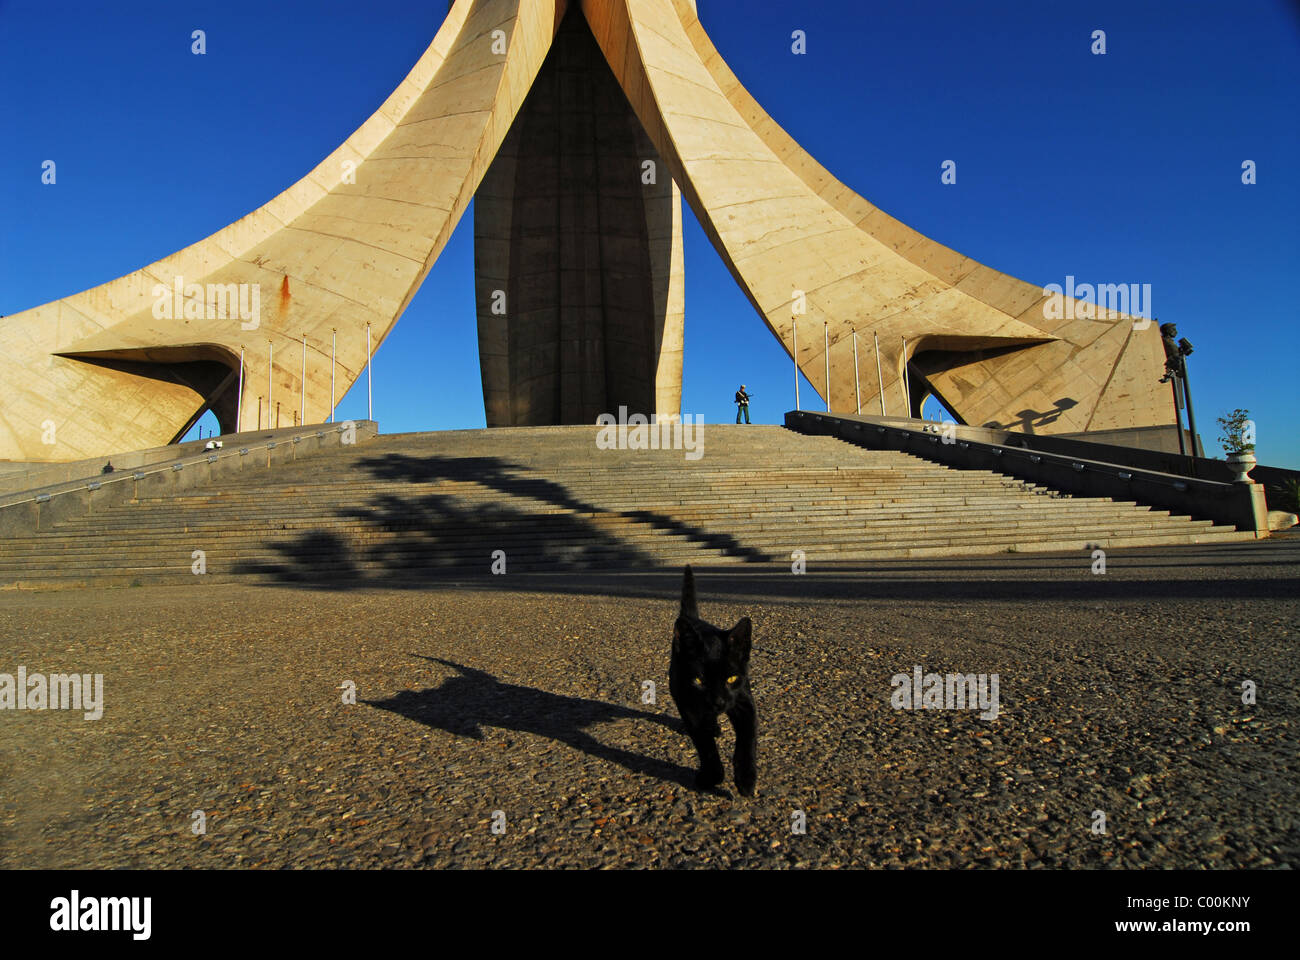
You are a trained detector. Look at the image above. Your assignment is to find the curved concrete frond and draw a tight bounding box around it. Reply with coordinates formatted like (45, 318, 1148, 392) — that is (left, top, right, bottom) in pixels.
(583, 0, 1171, 432)
(1, 0, 567, 461)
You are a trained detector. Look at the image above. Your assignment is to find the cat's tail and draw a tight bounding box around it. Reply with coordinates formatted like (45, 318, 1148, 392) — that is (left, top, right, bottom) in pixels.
(680, 565, 699, 619)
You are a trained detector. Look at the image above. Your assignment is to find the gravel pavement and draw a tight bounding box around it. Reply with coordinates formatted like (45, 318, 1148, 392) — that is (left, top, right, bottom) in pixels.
(1, 536, 1296, 869)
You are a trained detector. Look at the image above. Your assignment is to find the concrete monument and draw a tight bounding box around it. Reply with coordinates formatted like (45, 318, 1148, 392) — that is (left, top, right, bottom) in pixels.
(0, 0, 1173, 461)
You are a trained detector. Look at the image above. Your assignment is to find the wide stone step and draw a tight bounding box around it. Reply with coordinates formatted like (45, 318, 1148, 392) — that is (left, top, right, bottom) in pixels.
(0, 518, 1243, 574)
(3, 494, 1192, 534)
(0, 529, 1255, 591)
(6, 503, 1188, 548)
(54, 498, 1117, 532)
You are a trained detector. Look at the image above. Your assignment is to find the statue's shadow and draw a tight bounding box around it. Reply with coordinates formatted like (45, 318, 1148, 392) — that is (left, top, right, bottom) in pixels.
(365, 657, 699, 789)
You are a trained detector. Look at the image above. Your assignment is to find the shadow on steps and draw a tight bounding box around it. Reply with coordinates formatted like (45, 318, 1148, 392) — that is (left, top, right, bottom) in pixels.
(234, 453, 769, 587)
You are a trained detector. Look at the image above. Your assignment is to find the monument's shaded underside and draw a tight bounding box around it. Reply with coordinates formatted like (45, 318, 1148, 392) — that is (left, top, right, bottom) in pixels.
(0, 0, 1174, 462)
(476, 6, 682, 426)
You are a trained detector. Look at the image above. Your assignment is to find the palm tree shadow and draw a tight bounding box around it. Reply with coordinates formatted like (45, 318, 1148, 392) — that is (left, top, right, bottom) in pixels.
(365, 657, 703, 790)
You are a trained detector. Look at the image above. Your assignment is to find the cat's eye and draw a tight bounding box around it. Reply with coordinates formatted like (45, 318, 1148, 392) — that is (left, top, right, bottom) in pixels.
(693, 677, 703, 686)
(727, 675, 738, 684)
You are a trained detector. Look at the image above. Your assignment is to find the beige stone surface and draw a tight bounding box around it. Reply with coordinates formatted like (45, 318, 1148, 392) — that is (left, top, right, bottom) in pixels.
(1, 0, 1173, 462)
(1268, 510, 1298, 532)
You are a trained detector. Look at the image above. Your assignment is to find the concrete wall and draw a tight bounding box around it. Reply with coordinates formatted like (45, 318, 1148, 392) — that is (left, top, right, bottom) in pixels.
(0, 421, 375, 497)
(0, 421, 378, 538)
(1053, 424, 1194, 456)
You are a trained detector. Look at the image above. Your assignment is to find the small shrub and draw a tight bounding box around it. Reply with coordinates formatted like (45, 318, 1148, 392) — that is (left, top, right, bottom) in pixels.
(1216, 408, 1255, 455)
(1268, 478, 1300, 514)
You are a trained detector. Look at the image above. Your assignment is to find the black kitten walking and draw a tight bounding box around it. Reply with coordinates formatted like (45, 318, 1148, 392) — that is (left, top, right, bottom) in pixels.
(669, 565, 758, 795)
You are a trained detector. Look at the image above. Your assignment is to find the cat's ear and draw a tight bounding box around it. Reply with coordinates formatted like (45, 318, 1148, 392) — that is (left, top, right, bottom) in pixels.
(673, 615, 692, 653)
(727, 617, 752, 659)
(680, 565, 699, 620)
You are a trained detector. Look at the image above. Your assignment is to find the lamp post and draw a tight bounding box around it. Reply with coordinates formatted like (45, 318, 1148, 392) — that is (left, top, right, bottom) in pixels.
(1169, 376, 1186, 457)
(1159, 322, 1202, 458)
(1179, 342, 1203, 459)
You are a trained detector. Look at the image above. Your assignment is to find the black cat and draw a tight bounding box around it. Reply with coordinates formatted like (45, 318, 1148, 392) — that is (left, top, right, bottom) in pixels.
(669, 565, 757, 795)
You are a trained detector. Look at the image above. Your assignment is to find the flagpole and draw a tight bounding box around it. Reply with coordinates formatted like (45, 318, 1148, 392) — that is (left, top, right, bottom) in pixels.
(792, 317, 800, 411)
(853, 331, 861, 415)
(873, 332, 887, 416)
(300, 332, 307, 426)
(824, 322, 831, 412)
(901, 335, 911, 418)
(235, 346, 245, 433)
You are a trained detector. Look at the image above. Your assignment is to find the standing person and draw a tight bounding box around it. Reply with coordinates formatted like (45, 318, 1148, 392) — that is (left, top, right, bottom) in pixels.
(734, 384, 751, 424)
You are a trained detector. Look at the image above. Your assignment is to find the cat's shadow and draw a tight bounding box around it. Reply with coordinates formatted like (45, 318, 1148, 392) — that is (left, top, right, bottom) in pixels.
(365, 657, 708, 791)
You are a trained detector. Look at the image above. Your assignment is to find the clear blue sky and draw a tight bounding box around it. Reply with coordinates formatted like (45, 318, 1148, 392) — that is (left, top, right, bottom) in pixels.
(2, 1, 1297, 466)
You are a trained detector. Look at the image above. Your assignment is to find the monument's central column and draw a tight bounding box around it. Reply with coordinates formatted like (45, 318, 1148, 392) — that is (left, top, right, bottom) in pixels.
(475, 5, 685, 427)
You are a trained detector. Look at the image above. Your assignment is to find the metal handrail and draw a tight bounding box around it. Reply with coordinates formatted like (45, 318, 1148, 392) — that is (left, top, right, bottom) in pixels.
(795, 411, 1234, 496)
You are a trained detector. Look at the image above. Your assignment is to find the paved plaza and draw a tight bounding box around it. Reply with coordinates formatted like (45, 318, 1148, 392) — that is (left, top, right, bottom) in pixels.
(1, 536, 1295, 869)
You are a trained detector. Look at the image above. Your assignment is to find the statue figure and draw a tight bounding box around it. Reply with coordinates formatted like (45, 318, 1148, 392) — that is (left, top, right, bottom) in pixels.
(1159, 322, 1184, 383)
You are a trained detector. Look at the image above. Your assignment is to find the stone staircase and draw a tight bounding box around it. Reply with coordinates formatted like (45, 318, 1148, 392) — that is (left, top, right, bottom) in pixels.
(0, 425, 1256, 588)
